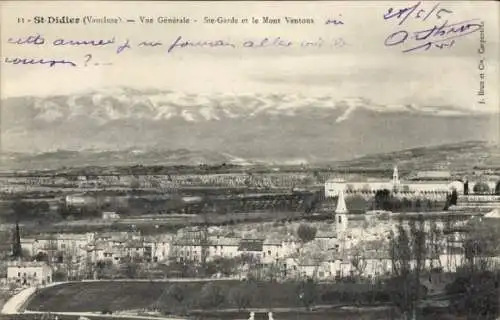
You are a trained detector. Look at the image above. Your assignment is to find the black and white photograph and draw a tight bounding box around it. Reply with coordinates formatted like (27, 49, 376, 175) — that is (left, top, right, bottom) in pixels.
(0, 1, 499, 319)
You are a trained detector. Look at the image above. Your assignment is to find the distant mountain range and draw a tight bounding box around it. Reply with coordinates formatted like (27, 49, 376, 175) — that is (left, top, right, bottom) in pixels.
(0, 141, 497, 172)
(1, 87, 498, 170)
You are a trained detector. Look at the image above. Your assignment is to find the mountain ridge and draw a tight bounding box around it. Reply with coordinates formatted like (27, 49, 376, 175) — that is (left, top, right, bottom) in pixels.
(1, 87, 498, 165)
(1, 141, 498, 172)
(2, 87, 493, 127)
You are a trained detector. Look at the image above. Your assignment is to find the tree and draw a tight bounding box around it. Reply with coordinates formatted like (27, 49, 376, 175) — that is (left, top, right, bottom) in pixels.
(444, 190, 458, 210)
(228, 281, 257, 311)
(389, 219, 428, 320)
(122, 261, 139, 279)
(415, 199, 421, 211)
(34, 251, 49, 263)
(95, 260, 115, 279)
(11, 199, 29, 218)
(374, 189, 392, 211)
(204, 257, 237, 277)
(409, 218, 427, 319)
(297, 278, 317, 310)
(427, 220, 443, 270)
(463, 219, 500, 269)
(302, 176, 316, 187)
(297, 224, 317, 244)
(198, 282, 226, 309)
(11, 221, 22, 259)
(446, 220, 500, 319)
(350, 251, 368, 279)
(156, 283, 187, 315)
(473, 182, 491, 195)
(447, 269, 499, 319)
(303, 192, 321, 215)
(60, 243, 82, 280)
(167, 284, 186, 304)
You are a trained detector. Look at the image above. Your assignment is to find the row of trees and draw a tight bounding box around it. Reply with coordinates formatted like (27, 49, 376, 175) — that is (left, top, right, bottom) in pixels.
(373, 189, 447, 212)
(472, 181, 500, 195)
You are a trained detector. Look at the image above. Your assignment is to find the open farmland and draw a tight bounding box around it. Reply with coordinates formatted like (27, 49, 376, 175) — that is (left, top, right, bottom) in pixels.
(0, 316, 161, 320)
(26, 281, 398, 314)
(27, 281, 181, 313)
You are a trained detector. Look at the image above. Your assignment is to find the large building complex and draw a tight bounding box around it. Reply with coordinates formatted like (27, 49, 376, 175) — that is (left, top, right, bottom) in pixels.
(325, 166, 497, 198)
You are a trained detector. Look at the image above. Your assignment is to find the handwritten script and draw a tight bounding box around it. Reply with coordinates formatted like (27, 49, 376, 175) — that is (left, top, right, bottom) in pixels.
(383, 2, 482, 53)
(3, 34, 347, 68)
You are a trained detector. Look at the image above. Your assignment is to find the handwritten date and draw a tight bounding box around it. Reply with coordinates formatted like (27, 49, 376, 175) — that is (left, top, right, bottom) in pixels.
(383, 1, 453, 25)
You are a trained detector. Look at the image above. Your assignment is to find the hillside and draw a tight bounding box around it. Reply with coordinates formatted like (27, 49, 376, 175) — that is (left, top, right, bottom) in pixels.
(1, 88, 498, 171)
(334, 141, 500, 173)
(0, 141, 498, 175)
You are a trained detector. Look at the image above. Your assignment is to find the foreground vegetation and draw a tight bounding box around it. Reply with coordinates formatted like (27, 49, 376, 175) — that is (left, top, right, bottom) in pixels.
(27, 280, 396, 314)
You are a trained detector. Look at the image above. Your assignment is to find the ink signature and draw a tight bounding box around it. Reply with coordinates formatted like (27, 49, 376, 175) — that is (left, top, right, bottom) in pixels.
(384, 19, 482, 53)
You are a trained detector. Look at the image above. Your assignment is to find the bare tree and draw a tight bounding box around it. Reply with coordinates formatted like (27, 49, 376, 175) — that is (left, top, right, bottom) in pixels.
(427, 220, 443, 270)
(409, 217, 427, 320)
(45, 235, 58, 266)
(62, 244, 79, 280)
(447, 219, 500, 319)
(389, 218, 427, 320)
(350, 251, 368, 280)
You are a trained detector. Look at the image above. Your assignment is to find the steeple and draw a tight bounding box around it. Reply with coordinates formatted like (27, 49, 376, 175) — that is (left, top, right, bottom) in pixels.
(335, 189, 348, 235)
(392, 165, 400, 188)
(335, 189, 348, 214)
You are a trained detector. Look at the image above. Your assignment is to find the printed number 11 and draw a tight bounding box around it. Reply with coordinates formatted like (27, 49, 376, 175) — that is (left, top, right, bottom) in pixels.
(17, 17, 25, 23)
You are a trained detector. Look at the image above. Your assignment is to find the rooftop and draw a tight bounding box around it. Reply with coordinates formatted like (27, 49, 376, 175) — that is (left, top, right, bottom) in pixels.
(209, 236, 240, 246)
(7, 261, 50, 268)
(316, 231, 337, 239)
(238, 239, 264, 252)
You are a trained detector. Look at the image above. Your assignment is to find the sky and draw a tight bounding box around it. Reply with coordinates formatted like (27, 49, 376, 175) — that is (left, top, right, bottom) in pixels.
(1, 0, 499, 113)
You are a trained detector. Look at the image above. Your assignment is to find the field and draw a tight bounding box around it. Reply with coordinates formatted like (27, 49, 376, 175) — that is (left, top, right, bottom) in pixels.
(27, 281, 173, 312)
(26, 280, 397, 314)
(0, 309, 462, 320)
(0, 316, 150, 320)
(9, 278, 470, 320)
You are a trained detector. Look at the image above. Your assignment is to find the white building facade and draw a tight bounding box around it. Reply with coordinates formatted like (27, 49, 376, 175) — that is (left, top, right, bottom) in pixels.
(6, 261, 53, 286)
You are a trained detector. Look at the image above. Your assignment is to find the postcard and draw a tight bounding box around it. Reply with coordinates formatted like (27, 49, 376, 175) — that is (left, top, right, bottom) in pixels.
(0, 1, 499, 319)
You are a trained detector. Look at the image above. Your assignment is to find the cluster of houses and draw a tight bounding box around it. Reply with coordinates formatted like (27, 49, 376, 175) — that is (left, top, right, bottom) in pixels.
(4, 186, 500, 288)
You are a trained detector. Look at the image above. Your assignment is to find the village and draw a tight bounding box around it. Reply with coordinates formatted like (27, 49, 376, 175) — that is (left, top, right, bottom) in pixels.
(2, 166, 500, 290)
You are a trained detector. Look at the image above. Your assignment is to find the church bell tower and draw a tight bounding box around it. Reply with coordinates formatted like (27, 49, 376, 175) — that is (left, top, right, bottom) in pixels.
(335, 189, 348, 234)
(392, 165, 400, 190)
